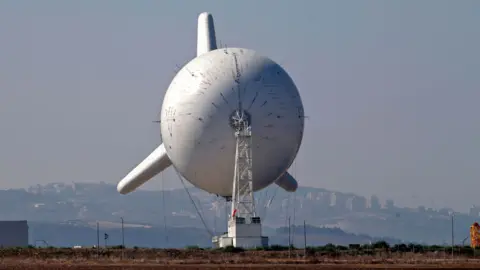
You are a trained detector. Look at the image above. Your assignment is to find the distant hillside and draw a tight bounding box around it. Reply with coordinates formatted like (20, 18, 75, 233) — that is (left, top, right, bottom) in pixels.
(27, 221, 400, 248)
(0, 182, 476, 245)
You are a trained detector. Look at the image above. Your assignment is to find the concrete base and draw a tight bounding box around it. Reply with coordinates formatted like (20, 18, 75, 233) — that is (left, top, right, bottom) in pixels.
(212, 234, 268, 249)
(212, 216, 268, 249)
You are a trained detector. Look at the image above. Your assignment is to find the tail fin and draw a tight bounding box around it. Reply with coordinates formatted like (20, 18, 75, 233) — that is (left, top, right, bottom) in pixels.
(275, 172, 298, 192)
(197, 12, 217, 56)
(117, 143, 172, 194)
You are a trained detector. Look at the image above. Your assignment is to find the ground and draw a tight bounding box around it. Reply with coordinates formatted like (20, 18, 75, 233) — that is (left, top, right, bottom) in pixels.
(1, 248, 480, 269)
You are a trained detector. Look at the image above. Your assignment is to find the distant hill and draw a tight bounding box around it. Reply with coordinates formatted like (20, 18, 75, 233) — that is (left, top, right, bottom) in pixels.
(27, 221, 400, 248)
(0, 182, 476, 245)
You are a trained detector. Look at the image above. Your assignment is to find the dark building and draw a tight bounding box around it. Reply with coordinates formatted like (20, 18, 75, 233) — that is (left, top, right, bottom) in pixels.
(0, 220, 28, 247)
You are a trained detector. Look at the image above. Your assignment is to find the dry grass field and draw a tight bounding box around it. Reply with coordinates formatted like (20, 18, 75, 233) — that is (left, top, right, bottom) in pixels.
(1, 248, 480, 269)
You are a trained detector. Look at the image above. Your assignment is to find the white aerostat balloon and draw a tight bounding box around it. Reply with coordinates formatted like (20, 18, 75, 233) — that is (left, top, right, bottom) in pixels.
(117, 12, 304, 197)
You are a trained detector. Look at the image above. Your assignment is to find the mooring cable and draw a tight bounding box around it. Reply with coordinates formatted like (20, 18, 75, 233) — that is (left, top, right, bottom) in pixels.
(175, 170, 214, 237)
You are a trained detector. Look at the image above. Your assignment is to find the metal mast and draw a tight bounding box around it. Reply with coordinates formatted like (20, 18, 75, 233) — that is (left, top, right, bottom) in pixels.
(231, 117, 255, 221)
(230, 52, 256, 222)
(212, 50, 267, 248)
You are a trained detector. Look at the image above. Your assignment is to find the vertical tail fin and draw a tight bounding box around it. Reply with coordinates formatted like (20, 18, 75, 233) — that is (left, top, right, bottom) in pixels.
(197, 12, 217, 57)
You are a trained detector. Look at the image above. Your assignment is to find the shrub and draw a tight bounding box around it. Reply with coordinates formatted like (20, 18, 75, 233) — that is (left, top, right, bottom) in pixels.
(185, 245, 203, 250)
(373, 241, 390, 250)
(222, 245, 244, 253)
(269, 245, 289, 251)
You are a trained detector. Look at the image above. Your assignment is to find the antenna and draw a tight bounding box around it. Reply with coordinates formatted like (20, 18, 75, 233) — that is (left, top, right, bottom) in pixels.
(233, 52, 242, 113)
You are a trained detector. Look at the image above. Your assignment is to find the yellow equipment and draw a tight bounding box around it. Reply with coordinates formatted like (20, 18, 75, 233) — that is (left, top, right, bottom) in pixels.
(470, 222, 480, 248)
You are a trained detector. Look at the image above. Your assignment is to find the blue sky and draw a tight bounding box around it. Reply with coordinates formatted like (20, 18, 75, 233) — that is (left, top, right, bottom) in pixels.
(0, 0, 479, 211)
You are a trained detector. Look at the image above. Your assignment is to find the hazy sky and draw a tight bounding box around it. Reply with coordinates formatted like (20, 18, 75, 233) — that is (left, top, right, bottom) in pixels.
(0, 0, 478, 211)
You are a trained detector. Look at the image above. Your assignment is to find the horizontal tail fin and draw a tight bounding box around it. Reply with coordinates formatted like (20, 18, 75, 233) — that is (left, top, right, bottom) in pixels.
(274, 172, 298, 192)
(117, 143, 172, 194)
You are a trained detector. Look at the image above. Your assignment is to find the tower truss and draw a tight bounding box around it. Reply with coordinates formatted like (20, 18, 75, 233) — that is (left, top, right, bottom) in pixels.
(231, 119, 256, 222)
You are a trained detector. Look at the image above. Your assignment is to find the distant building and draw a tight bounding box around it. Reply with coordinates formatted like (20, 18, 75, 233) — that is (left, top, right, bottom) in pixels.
(317, 192, 331, 206)
(0, 221, 28, 247)
(367, 195, 381, 210)
(329, 192, 337, 207)
(345, 197, 353, 211)
(329, 192, 347, 209)
(307, 191, 330, 207)
(417, 206, 426, 213)
(469, 205, 480, 218)
(346, 196, 367, 212)
(382, 199, 395, 210)
(438, 208, 453, 216)
(354, 196, 367, 211)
